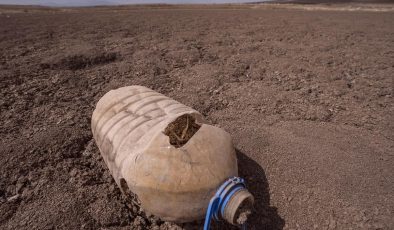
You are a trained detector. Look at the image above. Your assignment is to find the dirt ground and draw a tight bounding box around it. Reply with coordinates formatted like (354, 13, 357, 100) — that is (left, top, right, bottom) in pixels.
(0, 3, 393, 230)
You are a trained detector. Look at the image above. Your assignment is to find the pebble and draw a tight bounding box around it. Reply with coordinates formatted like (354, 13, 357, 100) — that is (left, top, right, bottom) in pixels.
(7, 194, 20, 202)
(69, 168, 78, 177)
(133, 216, 146, 226)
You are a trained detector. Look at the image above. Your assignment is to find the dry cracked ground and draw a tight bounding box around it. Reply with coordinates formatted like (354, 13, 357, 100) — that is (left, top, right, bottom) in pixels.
(0, 3, 393, 230)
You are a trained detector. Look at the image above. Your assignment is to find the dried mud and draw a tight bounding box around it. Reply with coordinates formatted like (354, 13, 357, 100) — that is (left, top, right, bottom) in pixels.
(164, 114, 201, 148)
(0, 4, 393, 230)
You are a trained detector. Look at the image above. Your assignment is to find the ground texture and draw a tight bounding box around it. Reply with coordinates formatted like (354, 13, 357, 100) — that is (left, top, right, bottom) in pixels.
(0, 4, 393, 230)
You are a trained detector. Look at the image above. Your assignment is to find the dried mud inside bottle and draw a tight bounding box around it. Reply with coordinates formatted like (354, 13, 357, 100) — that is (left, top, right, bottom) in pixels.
(235, 198, 253, 225)
(163, 114, 201, 148)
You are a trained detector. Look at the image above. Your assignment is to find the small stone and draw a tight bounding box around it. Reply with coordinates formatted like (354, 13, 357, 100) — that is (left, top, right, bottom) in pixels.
(69, 169, 78, 177)
(149, 215, 161, 225)
(133, 216, 146, 226)
(7, 194, 20, 202)
(82, 140, 95, 157)
(21, 188, 33, 199)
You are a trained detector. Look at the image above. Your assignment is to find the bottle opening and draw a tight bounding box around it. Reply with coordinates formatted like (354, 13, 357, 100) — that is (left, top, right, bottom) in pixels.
(223, 188, 254, 226)
(163, 114, 201, 148)
(234, 194, 254, 225)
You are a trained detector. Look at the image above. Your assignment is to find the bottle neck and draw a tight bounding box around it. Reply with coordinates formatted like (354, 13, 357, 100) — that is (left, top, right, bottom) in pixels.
(222, 188, 254, 225)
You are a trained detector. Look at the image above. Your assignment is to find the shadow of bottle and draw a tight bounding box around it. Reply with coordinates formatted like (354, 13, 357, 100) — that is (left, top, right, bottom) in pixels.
(234, 149, 285, 230)
(181, 149, 285, 230)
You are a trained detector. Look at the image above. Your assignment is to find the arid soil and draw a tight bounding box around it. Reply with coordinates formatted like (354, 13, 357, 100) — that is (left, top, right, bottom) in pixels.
(0, 4, 393, 230)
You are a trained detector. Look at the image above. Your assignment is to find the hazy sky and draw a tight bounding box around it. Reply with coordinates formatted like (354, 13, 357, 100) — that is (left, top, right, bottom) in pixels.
(0, 0, 270, 6)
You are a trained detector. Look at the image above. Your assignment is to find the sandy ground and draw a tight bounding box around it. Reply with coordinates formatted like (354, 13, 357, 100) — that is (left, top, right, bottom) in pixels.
(0, 3, 393, 230)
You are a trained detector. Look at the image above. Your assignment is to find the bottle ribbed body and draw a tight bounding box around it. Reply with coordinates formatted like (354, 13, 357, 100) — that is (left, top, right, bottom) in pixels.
(92, 85, 238, 222)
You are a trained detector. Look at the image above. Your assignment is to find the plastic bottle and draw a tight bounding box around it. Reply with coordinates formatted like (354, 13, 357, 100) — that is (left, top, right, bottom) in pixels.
(91, 85, 253, 225)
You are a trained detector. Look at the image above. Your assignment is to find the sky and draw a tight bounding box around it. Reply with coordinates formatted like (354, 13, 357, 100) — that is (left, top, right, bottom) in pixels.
(0, 0, 271, 7)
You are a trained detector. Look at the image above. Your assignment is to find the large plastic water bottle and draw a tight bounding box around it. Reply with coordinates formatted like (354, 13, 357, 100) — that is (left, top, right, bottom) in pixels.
(92, 86, 253, 226)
